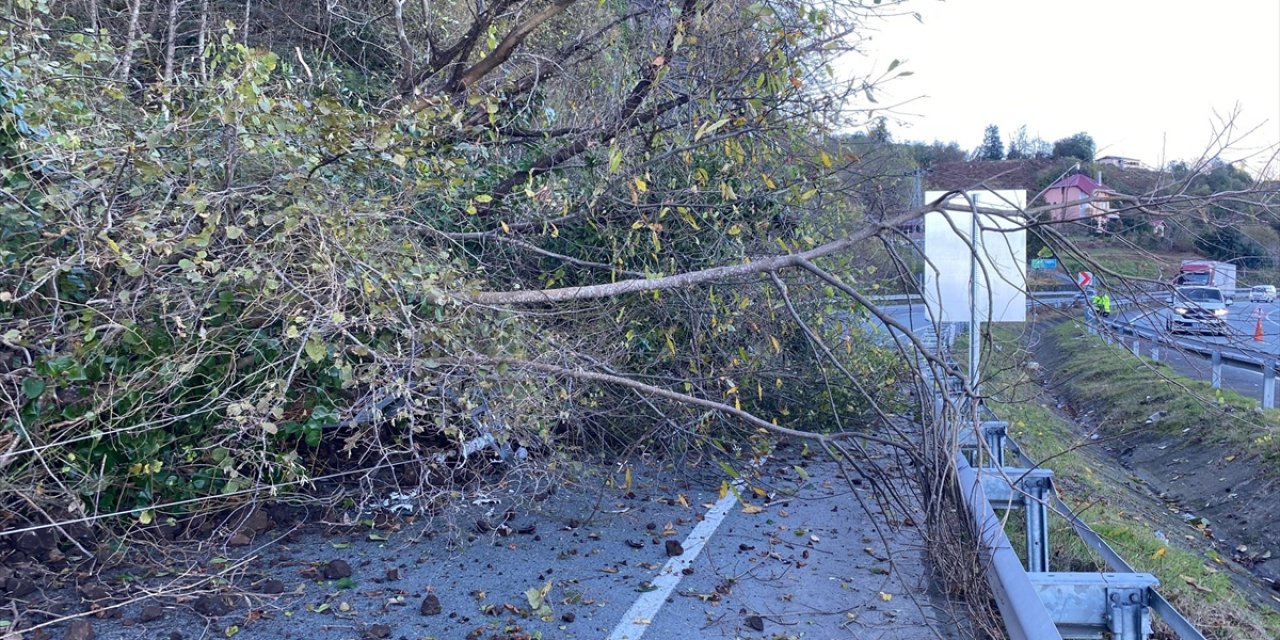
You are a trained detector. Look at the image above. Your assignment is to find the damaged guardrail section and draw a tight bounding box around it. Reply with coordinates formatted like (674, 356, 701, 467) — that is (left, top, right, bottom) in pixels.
(916, 325, 1206, 640)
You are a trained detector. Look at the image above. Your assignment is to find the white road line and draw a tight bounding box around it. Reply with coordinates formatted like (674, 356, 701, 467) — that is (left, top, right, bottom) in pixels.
(606, 483, 742, 640)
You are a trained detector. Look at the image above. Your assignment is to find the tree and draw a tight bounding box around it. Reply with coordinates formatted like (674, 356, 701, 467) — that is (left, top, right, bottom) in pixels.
(0, 0, 933, 546)
(905, 140, 967, 167)
(1006, 125, 1029, 160)
(977, 124, 1004, 160)
(1052, 132, 1096, 162)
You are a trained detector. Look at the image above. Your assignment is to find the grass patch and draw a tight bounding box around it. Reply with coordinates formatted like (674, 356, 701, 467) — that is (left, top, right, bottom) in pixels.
(1046, 321, 1280, 469)
(978, 323, 1280, 639)
(1057, 245, 1192, 284)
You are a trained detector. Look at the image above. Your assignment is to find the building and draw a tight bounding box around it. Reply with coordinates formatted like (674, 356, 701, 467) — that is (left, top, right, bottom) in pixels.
(1042, 172, 1118, 226)
(1096, 155, 1144, 169)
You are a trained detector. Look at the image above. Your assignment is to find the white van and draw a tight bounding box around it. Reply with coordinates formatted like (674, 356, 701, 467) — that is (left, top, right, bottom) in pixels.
(1249, 285, 1276, 303)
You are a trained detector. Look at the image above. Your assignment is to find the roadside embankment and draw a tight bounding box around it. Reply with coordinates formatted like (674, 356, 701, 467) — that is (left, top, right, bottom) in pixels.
(984, 321, 1280, 639)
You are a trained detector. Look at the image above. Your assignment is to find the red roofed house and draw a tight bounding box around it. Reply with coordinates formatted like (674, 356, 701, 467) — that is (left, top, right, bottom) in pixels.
(1042, 172, 1118, 227)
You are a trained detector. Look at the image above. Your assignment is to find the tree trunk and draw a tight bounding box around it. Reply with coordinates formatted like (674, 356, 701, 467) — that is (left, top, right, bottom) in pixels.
(198, 0, 209, 82)
(115, 0, 143, 82)
(162, 0, 181, 84)
(393, 0, 415, 95)
(243, 0, 252, 45)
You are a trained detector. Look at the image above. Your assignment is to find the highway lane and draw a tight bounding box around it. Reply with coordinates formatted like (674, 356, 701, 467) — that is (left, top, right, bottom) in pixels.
(1115, 298, 1280, 356)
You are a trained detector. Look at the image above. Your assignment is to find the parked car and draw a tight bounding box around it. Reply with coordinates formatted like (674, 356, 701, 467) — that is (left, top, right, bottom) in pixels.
(1249, 285, 1276, 303)
(1167, 286, 1231, 335)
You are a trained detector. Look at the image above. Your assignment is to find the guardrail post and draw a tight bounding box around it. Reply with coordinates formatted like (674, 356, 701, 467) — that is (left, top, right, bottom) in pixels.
(1108, 587, 1154, 640)
(1211, 351, 1222, 389)
(1150, 344, 1160, 362)
(1264, 361, 1276, 409)
(1129, 338, 1140, 356)
(1025, 477, 1051, 573)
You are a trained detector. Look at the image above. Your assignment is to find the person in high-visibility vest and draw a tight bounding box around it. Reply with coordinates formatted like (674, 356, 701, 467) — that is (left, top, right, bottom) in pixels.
(1090, 292, 1112, 318)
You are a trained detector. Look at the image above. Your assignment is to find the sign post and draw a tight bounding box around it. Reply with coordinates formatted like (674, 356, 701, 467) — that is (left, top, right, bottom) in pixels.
(922, 190, 1027, 405)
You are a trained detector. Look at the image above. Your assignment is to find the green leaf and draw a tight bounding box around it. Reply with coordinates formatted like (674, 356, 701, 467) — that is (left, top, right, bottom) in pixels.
(608, 145, 623, 174)
(21, 377, 45, 400)
(334, 576, 357, 589)
(304, 338, 327, 363)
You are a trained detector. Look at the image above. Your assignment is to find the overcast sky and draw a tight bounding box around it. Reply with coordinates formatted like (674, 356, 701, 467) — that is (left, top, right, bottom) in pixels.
(843, 0, 1280, 173)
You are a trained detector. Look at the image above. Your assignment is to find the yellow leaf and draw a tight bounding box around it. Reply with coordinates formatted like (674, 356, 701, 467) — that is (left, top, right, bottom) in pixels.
(634, 177, 648, 192)
(762, 173, 776, 189)
(138, 509, 153, 525)
(769, 335, 781, 354)
(474, 194, 493, 203)
(1152, 547, 1168, 560)
(719, 480, 729, 500)
(741, 504, 764, 514)
(500, 221, 510, 234)
(624, 467, 632, 492)
(819, 150, 833, 169)
(879, 591, 892, 602)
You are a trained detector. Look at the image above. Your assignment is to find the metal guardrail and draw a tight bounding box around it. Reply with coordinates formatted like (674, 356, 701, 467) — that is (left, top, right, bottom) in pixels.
(915, 324, 1207, 640)
(1099, 313, 1280, 408)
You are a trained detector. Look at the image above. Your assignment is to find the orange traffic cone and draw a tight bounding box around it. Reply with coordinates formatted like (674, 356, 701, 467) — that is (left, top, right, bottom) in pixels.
(1255, 318, 1265, 341)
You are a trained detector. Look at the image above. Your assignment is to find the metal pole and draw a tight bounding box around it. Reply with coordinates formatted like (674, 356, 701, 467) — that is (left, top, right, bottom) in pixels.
(1263, 361, 1275, 409)
(1025, 478, 1050, 573)
(970, 208, 981, 399)
(1211, 351, 1222, 389)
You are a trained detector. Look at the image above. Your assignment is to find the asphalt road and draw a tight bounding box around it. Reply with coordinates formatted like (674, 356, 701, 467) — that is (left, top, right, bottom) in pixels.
(41, 437, 967, 640)
(1116, 298, 1280, 354)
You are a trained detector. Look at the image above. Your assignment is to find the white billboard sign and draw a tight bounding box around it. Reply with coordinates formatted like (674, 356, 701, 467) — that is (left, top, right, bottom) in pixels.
(922, 190, 1027, 324)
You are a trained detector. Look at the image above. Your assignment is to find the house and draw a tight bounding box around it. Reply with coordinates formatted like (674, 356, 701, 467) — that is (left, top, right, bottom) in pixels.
(1097, 155, 1144, 169)
(1042, 172, 1118, 226)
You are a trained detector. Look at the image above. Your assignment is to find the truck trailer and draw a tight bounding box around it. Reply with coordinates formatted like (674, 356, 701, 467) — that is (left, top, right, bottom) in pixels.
(1174, 260, 1238, 299)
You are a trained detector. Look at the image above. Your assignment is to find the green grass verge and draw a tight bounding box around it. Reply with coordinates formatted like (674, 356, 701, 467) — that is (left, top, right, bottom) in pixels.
(979, 323, 1280, 639)
(1045, 321, 1280, 468)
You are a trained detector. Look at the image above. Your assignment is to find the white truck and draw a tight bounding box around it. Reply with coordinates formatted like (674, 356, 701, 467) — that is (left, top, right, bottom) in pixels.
(1173, 260, 1238, 300)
